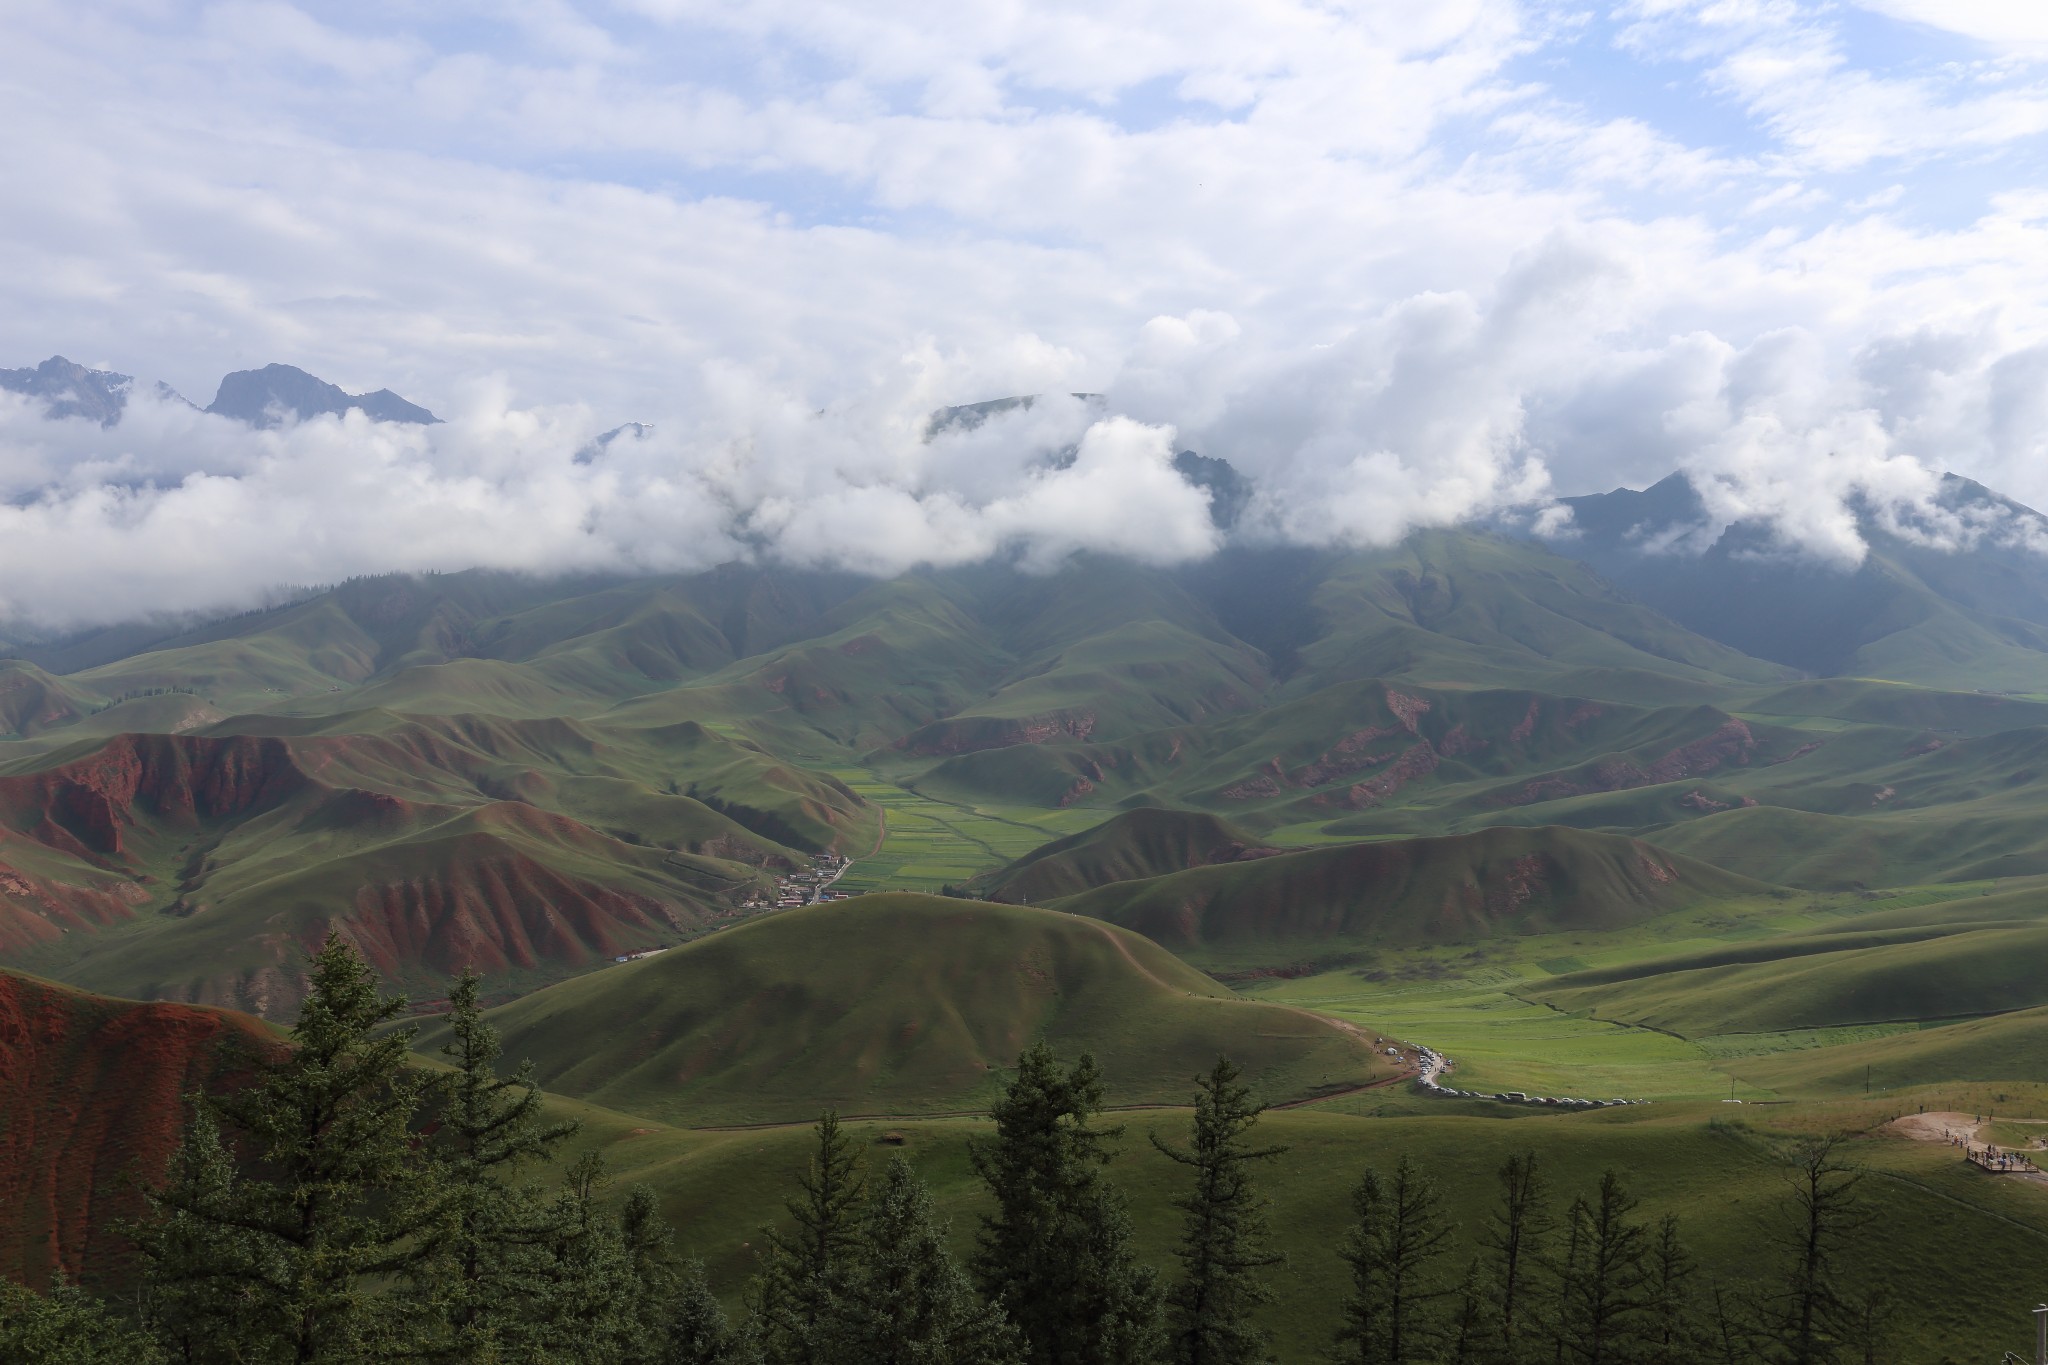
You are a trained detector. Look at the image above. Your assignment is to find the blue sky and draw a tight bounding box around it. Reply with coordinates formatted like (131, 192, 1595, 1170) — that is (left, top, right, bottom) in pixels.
(4, 0, 2048, 623)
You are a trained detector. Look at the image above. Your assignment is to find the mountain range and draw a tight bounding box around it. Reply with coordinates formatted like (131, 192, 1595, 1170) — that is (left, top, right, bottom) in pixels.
(0, 355, 438, 427)
(12, 384, 2048, 1359)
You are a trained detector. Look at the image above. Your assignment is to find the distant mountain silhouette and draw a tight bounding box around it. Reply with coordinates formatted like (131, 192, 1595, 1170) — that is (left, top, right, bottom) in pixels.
(1542, 472, 2048, 687)
(0, 356, 132, 426)
(205, 363, 439, 428)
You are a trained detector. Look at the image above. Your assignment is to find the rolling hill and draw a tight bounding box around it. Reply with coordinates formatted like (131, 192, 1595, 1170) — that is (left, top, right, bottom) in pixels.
(962, 807, 1278, 903)
(413, 894, 1397, 1124)
(1049, 825, 1766, 970)
(0, 724, 867, 1016)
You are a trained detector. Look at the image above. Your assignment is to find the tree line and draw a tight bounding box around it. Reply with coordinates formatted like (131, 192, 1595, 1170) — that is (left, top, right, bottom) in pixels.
(2, 934, 1887, 1364)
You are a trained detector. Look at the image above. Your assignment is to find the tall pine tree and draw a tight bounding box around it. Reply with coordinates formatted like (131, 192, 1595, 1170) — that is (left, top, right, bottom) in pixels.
(531, 1152, 642, 1361)
(1549, 1172, 1650, 1365)
(751, 1111, 867, 1365)
(970, 1044, 1160, 1365)
(832, 1154, 1018, 1364)
(1762, 1133, 1868, 1365)
(1151, 1056, 1286, 1365)
(1478, 1151, 1553, 1364)
(1333, 1155, 1453, 1365)
(132, 1106, 253, 1363)
(140, 932, 443, 1363)
(422, 969, 578, 1361)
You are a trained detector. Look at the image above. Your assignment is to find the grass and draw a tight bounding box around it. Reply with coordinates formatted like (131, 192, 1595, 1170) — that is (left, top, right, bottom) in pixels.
(824, 769, 1094, 894)
(553, 1095, 2048, 1365)
(415, 894, 1396, 1124)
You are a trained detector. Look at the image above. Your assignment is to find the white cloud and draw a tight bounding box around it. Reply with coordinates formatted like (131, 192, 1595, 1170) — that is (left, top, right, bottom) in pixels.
(4, 0, 2048, 624)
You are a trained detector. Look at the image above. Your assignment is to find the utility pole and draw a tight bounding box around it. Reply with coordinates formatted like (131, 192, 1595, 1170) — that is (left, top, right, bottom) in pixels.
(2036, 1301, 2046, 1365)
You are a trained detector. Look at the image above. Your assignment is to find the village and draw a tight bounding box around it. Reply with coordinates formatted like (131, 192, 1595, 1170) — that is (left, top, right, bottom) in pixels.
(746, 851, 852, 911)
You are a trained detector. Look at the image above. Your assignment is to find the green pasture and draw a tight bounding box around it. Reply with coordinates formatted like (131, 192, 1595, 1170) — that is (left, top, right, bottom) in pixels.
(826, 768, 1095, 893)
(549, 1094, 2048, 1365)
(1231, 886, 1999, 1103)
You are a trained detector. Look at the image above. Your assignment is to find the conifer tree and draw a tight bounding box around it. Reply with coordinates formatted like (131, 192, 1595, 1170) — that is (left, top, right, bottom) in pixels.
(752, 1112, 867, 1365)
(620, 1185, 684, 1359)
(659, 1259, 744, 1365)
(132, 1106, 253, 1363)
(1151, 1056, 1286, 1365)
(142, 932, 443, 1363)
(1479, 1152, 1553, 1364)
(832, 1154, 1018, 1364)
(1333, 1155, 1453, 1364)
(533, 1152, 640, 1361)
(1445, 1259, 1491, 1364)
(970, 1044, 1161, 1365)
(1642, 1214, 1698, 1365)
(1549, 1172, 1650, 1365)
(423, 969, 578, 1361)
(0, 1278, 166, 1365)
(1762, 1134, 1867, 1365)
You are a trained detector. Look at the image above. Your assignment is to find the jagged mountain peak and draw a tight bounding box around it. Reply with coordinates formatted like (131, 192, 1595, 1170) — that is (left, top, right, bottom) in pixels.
(205, 363, 439, 429)
(0, 355, 132, 427)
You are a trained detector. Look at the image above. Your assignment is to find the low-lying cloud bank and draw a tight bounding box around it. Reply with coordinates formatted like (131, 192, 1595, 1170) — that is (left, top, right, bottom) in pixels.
(8, 247, 2048, 633)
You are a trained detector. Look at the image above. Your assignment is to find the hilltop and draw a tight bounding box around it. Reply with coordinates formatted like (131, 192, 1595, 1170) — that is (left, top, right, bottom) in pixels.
(962, 807, 1277, 903)
(1051, 825, 1767, 970)
(413, 893, 1396, 1124)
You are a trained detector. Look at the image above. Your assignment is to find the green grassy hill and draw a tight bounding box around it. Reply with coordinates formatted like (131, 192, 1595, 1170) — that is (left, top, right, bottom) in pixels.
(1731, 1008, 2048, 1095)
(963, 807, 1275, 902)
(415, 893, 1394, 1124)
(1050, 825, 1766, 970)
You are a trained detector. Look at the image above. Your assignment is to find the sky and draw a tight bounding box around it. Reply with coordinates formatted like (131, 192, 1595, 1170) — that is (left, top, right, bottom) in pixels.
(6, 0, 2048, 626)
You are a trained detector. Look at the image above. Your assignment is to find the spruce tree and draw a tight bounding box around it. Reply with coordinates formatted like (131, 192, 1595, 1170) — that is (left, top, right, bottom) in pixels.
(1550, 1172, 1650, 1365)
(660, 1259, 743, 1365)
(1479, 1151, 1553, 1364)
(132, 1106, 254, 1363)
(1333, 1155, 1453, 1365)
(620, 1185, 684, 1359)
(970, 1044, 1161, 1365)
(533, 1152, 639, 1361)
(141, 932, 443, 1363)
(752, 1111, 867, 1365)
(833, 1154, 1019, 1364)
(0, 1278, 166, 1364)
(422, 969, 578, 1361)
(1151, 1056, 1286, 1365)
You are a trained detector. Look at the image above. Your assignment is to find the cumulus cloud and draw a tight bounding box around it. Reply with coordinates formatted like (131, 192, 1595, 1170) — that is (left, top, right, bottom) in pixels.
(7, 0, 2048, 627)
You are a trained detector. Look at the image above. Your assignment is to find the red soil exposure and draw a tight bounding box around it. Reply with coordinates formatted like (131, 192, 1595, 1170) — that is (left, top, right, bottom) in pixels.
(0, 970, 276, 1289)
(342, 838, 685, 985)
(1317, 742, 1441, 810)
(1508, 698, 1541, 744)
(0, 733, 310, 862)
(1282, 726, 1404, 787)
(0, 859, 147, 955)
(1384, 688, 1432, 732)
(1493, 719, 1757, 808)
(1217, 774, 1282, 801)
(1056, 778, 1097, 807)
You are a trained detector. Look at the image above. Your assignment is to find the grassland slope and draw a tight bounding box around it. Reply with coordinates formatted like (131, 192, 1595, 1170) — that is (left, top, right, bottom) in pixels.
(1053, 826, 1766, 968)
(418, 893, 1393, 1124)
(964, 807, 1277, 903)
